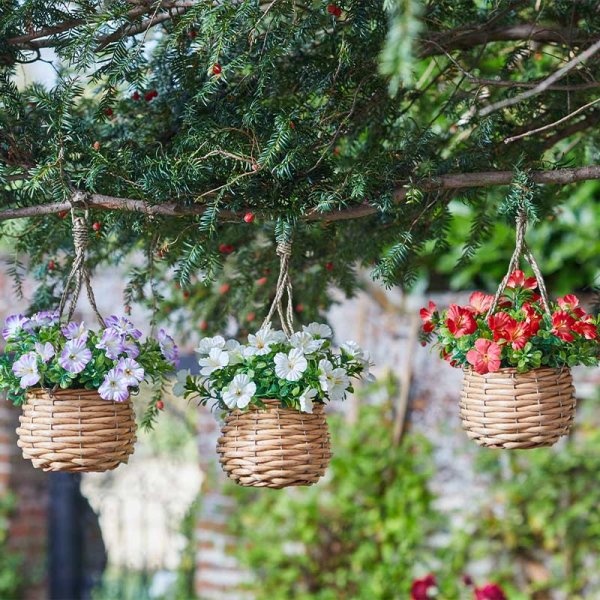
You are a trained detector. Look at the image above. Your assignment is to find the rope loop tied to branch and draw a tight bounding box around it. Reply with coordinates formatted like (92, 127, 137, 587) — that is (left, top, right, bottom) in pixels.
(57, 194, 105, 327)
(487, 208, 551, 319)
(261, 239, 295, 338)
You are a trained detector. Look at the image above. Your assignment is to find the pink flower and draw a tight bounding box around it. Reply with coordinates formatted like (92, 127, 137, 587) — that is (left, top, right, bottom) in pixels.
(557, 294, 586, 318)
(468, 291, 494, 315)
(474, 583, 507, 600)
(506, 270, 537, 290)
(551, 311, 576, 342)
(411, 574, 436, 600)
(447, 305, 477, 338)
(420, 301, 437, 333)
(466, 338, 502, 374)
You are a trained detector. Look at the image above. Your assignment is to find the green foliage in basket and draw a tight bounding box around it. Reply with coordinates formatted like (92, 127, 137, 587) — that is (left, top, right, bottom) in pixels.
(420, 270, 600, 374)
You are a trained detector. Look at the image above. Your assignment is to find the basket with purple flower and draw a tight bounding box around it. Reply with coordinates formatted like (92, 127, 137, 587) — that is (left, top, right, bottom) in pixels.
(0, 210, 178, 472)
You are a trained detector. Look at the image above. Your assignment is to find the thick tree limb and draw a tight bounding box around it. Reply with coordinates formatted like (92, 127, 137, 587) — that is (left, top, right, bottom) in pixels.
(420, 24, 600, 57)
(1, 166, 598, 224)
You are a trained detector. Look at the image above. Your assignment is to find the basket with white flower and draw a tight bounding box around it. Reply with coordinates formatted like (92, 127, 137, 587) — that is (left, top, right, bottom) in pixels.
(181, 241, 372, 488)
(0, 210, 178, 472)
(420, 212, 599, 449)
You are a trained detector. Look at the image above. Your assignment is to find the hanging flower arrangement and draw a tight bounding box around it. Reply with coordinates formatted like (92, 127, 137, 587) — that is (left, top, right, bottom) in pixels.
(180, 237, 373, 488)
(1, 207, 178, 473)
(420, 211, 598, 449)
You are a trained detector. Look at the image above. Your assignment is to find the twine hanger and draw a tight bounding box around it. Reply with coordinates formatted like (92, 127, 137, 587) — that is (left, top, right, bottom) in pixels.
(486, 208, 551, 319)
(261, 239, 295, 338)
(56, 192, 106, 327)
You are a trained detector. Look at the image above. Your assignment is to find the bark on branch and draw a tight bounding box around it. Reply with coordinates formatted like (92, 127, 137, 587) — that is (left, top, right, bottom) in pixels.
(1, 166, 599, 224)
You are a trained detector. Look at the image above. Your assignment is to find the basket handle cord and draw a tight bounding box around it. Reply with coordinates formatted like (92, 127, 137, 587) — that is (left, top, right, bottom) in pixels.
(261, 240, 295, 338)
(487, 209, 552, 319)
(57, 193, 106, 327)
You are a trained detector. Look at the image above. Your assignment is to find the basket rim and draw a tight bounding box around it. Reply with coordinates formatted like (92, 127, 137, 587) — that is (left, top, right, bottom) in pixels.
(25, 387, 131, 403)
(226, 398, 325, 414)
(462, 366, 571, 376)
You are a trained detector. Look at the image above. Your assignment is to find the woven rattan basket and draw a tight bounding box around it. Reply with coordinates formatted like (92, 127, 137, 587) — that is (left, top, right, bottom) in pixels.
(16, 388, 137, 472)
(217, 400, 332, 488)
(459, 367, 576, 449)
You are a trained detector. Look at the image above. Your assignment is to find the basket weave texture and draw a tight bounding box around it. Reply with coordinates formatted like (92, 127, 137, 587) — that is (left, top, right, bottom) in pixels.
(217, 400, 332, 488)
(16, 388, 137, 472)
(460, 367, 576, 449)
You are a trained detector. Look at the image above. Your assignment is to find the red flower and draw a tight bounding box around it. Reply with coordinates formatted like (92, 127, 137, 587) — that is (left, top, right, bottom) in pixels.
(557, 294, 586, 318)
(487, 313, 512, 341)
(474, 583, 507, 600)
(551, 311, 576, 342)
(506, 269, 537, 290)
(411, 574, 436, 600)
(420, 301, 437, 333)
(466, 338, 502, 374)
(447, 305, 477, 337)
(501, 317, 533, 350)
(572, 319, 598, 340)
(469, 291, 494, 315)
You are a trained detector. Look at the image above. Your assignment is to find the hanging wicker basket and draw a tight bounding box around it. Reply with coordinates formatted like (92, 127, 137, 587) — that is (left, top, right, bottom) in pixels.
(16, 388, 137, 472)
(217, 400, 332, 488)
(459, 367, 576, 449)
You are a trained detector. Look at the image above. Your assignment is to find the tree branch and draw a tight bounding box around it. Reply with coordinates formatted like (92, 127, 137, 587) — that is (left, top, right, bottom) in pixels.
(1, 166, 598, 224)
(420, 24, 599, 58)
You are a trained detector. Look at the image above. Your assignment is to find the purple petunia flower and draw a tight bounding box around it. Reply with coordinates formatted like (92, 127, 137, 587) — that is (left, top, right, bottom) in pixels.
(30, 310, 60, 328)
(116, 358, 145, 386)
(98, 368, 130, 402)
(105, 316, 142, 340)
(122, 338, 140, 359)
(12, 352, 41, 388)
(158, 328, 179, 367)
(96, 328, 125, 360)
(3, 314, 30, 340)
(61, 321, 89, 343)
(34, 341, 55, 363)
(59, 339, 92, 374)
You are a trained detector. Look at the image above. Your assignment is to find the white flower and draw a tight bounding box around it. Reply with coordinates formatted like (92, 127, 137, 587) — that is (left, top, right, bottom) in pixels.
(247, 326, 280, 356)
(298, 388, 317, 414)
(172, 369, 190, 396)
(318, 359, 334, 392)
(303, 322, 332, 338)
(196, 336, 226, 356)
(290, 331, 323, 355)
(198, 347, 230, 376)
(361, 350, 376, 383)
(222, 374, 256, 409)
(319, 359, 349, 401)
(341, 340, 364, 360)
(34, 342, 55, 363)
(274, 348, 308, 382)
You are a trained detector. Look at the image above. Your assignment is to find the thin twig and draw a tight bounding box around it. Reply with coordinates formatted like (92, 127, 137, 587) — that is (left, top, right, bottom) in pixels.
(479, 38, 600, 116)
(504, 98, 600, 143)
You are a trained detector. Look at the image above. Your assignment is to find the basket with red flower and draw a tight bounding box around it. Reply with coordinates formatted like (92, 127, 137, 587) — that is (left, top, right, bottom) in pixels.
(420, 213, 599, 449)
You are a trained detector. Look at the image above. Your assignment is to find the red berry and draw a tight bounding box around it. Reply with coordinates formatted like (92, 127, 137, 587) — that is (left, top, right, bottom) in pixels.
(289, 121, 296, 130)
(251, 162, 259, 172)
(199, 320, 208, 331)
(92, 222, 102, 232)
(295, 303, 304, 313)
(93, 141, 101, 151)
(325, 261, 334, 271)
(327, 4, 342, 17)
(462, 574, 474, 586)
(188, 29, 197, 39)
(246, 312, 256, 322)
(243, 212, 255, 223)
(333, 146, 341, 156)
(131, 91, 141, 101)
(156, 400, 164, 410)
(58, 211, 68, 219)
(48, 260, 56, 270)
(256, 276, 268, 286)
(219, 283, 230, 294)
(144, 90, 158, 102)
(219, 243, 234, 255)
(104, 108, 113, 117)
(183, 290, 191, 299)
(212, 63, 222, 75)
(125, 305, 132, 315)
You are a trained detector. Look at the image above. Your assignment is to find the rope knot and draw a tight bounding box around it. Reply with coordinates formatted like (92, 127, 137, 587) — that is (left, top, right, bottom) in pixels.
(71, 215, 89, 254)
(276, 240, 292, 258)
